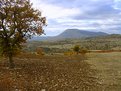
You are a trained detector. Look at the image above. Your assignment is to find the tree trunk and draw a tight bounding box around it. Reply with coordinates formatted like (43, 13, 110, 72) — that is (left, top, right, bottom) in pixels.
(8, 55, 15, 69)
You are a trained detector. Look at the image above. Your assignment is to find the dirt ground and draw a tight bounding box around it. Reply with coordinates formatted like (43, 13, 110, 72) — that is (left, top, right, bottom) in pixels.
(0, 54, 101, 91)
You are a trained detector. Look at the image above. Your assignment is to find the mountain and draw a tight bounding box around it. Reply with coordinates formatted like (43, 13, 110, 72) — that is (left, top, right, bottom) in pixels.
(30, 29, 108, 41)
(30, 36, 51, 41)
(55, 29, 108, 39)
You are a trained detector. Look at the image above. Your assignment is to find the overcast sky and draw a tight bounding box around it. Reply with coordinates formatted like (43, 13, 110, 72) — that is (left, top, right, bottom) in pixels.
(30, 0, 121, 36)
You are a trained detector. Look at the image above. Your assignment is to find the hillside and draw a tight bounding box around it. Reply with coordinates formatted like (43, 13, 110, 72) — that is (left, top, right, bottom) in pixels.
(25, 34, 121, 53)
(56, 29, 108, 39)
(30, 29, 108, 41)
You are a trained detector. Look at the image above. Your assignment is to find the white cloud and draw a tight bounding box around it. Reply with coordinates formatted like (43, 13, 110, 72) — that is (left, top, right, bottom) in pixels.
(114, 0, 121, 10)
(30, 0, 121, 36)
(30, 0, 81, 19)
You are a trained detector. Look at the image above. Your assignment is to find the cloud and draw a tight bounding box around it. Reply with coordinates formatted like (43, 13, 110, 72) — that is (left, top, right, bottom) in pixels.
(31, 0, 81, 19)
(114, 0, 121, 10)
(30, 0, 121, 36)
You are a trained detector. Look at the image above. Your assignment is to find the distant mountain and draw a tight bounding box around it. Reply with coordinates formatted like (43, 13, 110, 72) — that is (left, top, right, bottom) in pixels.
(30, 29, 108, 41)
(30, 36, 51, 41)
(85, 34, 121, 40)
(55, 29, 108, 39)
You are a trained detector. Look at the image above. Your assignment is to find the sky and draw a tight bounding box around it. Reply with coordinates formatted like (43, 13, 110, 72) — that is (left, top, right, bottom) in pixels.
(30, 0, 121, 36)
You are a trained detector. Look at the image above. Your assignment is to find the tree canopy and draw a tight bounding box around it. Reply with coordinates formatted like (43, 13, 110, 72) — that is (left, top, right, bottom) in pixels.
(0, 0, 46, 68)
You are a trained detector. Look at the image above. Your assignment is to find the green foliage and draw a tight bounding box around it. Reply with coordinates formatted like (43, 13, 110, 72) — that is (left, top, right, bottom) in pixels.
(73, 45, 80, 54)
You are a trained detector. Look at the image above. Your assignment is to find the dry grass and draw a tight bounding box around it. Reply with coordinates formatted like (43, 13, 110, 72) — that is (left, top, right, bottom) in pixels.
(87, 52, 121, 91)
(0, 54, 101, 91)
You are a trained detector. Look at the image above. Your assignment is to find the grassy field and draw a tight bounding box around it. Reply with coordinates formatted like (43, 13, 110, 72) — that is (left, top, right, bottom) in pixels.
(0, 52, 121, 91)
(86, 52, 121, 91)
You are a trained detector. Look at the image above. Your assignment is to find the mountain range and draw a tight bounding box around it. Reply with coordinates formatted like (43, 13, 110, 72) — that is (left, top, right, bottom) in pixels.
(30, 29, 108, 41)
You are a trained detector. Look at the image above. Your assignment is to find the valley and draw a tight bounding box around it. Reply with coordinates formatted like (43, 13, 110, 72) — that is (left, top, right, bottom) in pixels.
(1, 29, 121, 91)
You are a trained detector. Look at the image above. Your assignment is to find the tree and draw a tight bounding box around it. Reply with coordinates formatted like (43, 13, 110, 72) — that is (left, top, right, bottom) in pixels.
(73, 45, 80, 55)
(0, 0, 46, 68)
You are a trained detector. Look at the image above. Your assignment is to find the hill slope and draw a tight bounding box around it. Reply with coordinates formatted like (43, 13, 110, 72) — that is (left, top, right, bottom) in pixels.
(56, 29, 108, 39)
(30, 29, 108, 41)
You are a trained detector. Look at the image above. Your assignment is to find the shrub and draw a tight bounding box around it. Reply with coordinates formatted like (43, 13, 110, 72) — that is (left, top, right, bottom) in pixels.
(80, 47, 88, 56)
(73, 45, 80, 55)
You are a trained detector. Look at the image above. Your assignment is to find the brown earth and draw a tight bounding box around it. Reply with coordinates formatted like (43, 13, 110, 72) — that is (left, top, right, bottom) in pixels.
(0, 54, 101, 91)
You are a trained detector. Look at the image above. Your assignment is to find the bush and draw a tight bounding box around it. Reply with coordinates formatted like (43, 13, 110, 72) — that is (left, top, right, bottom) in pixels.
(73, 45, 80, 55)
(80, 47, 88, 55)
(36, 48, 45, 56)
